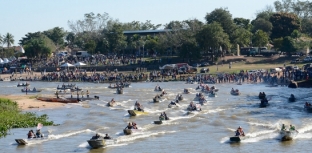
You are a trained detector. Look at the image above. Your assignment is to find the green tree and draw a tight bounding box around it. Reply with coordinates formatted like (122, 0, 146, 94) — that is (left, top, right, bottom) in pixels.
(233, 18, 250, 30)
(196, 22, 230, 61)
(272, 37, 283, 51)
(251, 18, 273, 35)
(43, 27, 66, 48)
(291, 29, 301, 40)
(270, 12, 301, 39)
(231, 27, 252, 47)
(179, 41, 201, 62)
(84, 40, 96, 54)
(253, 30, 269, 48)
(3, 33, 14, 49)
(280, 36, 298, 55)
(65, 32, 75, 49)
(205, 8, 235, 36)
(106, 23, 126, 53)
(23, 35, 55, 58)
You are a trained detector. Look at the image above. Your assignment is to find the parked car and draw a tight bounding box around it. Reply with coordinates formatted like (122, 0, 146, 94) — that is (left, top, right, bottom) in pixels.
(303, 57, 312, 62)
(247, 70, 258, 74)
(200, 68, 209, 73)
(293, 66, 299, 70)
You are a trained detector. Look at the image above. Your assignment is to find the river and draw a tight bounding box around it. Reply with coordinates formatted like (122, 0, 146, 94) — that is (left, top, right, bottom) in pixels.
(0, 81, 311, 153)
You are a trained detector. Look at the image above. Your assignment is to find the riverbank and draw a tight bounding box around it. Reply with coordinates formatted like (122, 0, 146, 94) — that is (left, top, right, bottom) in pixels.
(0, 95, 64, 111)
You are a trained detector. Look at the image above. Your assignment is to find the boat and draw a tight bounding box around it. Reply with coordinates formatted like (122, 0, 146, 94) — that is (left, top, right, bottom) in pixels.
(107, 101, 116, 107)
(21, 89, 42, 93)
(70, 88, 82, 92)
(288, 97, 296, 102)
(17, 83, 30, 87)
(15, 137, 44, 145)
(280, 130, 298, 141)
(36, 97, 79, 103)
(153, 97, 159, 103)
(229, 136, 244, 142)
(259, 102, 270, 108)
(154, 88, 163, 92)
(209, 92, 217, 97)
(123, 129, 132, 135)
(127, 110, 148, 116)
(168, 102, 179, 108)
(187, 104, 201, 114)
(116, 88, 123, 94)
(154, 121, 163, 124)
(230, 90, 240, 95)
(304, 104, 312, 112)
(258, 93, 266, 99)
(87, 139, 115, 149)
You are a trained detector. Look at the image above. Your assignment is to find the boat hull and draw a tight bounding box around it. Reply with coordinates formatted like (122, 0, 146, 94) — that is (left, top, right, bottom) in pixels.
(127, 110, 148, 116)
(123, 129, 132, 135)
(230, 136, 243, 142)
(154, 121, 162, 124)
(15, 139, 28, 145)
(87, 139, 105, 148)
(280, 130, 298, 141)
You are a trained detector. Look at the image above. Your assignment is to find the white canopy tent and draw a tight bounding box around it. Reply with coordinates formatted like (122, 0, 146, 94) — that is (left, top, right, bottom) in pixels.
(60, 62, 74, 67)
(3, 58, 9, 63)
(0, 58, 3, 64)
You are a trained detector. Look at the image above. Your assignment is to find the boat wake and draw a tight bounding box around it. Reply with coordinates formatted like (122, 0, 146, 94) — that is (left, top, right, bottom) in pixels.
(116, 130, 176, 143)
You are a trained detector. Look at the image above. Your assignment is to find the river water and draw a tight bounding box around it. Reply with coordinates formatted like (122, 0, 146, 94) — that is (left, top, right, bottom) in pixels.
(0, 81, 312, 153)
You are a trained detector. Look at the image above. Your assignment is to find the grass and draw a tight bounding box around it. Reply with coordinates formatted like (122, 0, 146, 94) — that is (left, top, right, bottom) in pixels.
(0, 98, 54, 138)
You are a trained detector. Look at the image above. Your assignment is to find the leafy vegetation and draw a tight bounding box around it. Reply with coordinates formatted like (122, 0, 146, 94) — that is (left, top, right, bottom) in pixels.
(0, 98, 54, 138)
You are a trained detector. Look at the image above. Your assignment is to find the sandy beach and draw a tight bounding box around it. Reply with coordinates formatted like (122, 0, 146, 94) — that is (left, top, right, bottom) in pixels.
(0, 94, 65, 111)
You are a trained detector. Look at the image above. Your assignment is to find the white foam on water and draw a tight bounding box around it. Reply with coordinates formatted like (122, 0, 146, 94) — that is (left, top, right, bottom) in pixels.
(220, 136, 230, 143)
(247, 121, 279, 129)
(78, 142, 89, 147)
(227, 128, 236, 132)
(116, 130, 176, 143)
(246, 130, 277, 138)
(48, 129, 91, 140)
(243, 132, 279, 143)
(296, 132, 312, 139)
(297, 124, 312, 133)
(202, 108, 226, 114)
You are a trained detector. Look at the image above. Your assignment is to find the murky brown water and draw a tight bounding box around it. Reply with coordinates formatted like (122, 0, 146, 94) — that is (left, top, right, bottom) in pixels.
(0, 81, 311, 153)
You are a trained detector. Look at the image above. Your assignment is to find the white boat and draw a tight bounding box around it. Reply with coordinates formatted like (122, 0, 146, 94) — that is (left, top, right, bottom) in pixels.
(280, 130, 298, 141)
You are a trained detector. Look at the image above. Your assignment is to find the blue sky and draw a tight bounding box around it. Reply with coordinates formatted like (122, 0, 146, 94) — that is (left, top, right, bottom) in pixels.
(1, 0, 276, 45)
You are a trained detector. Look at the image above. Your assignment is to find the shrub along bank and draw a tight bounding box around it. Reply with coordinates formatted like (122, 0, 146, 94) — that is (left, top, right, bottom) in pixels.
(0, 98, 54, 138)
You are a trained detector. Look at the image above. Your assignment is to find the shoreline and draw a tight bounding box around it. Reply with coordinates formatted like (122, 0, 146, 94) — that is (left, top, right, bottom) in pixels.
(0, 94, 65, 111)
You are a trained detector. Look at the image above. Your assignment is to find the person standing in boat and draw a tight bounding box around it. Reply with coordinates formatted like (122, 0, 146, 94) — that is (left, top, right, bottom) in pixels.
(281, 124, 286, 131)
(159, 113, 165, 121)
(235, 126, 245, 136)
(163, 112, 169, 120)
(86, 90, 89, 98)
(125, 122, 133, 129)
(36, 129, 43, 138)
(290, 125, 296, 131)
(104, 134, 111, 139)
(132, 122, 138, 129)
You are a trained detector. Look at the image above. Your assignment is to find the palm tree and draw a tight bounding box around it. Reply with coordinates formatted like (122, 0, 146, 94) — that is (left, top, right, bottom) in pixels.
(3, 33, 14, 49)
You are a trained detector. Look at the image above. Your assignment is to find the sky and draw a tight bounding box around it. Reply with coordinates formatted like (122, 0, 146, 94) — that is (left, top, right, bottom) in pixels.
(0, 0, 277, 46)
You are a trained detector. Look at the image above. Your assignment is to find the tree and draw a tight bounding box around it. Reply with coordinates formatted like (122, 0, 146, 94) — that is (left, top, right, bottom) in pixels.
(3, 33, 14, 49)
(253, 30, 269, 48)
(179, 41, 201, 62)
(291, 29, 301, 40)
(270, 12, 301, 39)
(231, 27, 252, 47)
(65, 32, 75, 49)
(43, 27, 66, 49)
(106, 23, 126, 53)
(205, 8, 235, 36)
(0, 34, 2, 45)
(196, 22, 230, 61)
(23, 35, 56, 58)
(233, 18, 250, 30)
(251, 18, 273, 35)
(280, 36, 298, 54)
(84, 40, 96, 54)
(272, 37, 283, 51)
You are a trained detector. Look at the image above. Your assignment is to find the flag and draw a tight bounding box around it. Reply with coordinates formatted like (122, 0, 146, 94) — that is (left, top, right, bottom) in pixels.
(37, 123, 43, 130)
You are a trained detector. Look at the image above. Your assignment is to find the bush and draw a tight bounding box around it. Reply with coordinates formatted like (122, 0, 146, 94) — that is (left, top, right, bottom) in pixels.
(0, 98, 54, 138)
